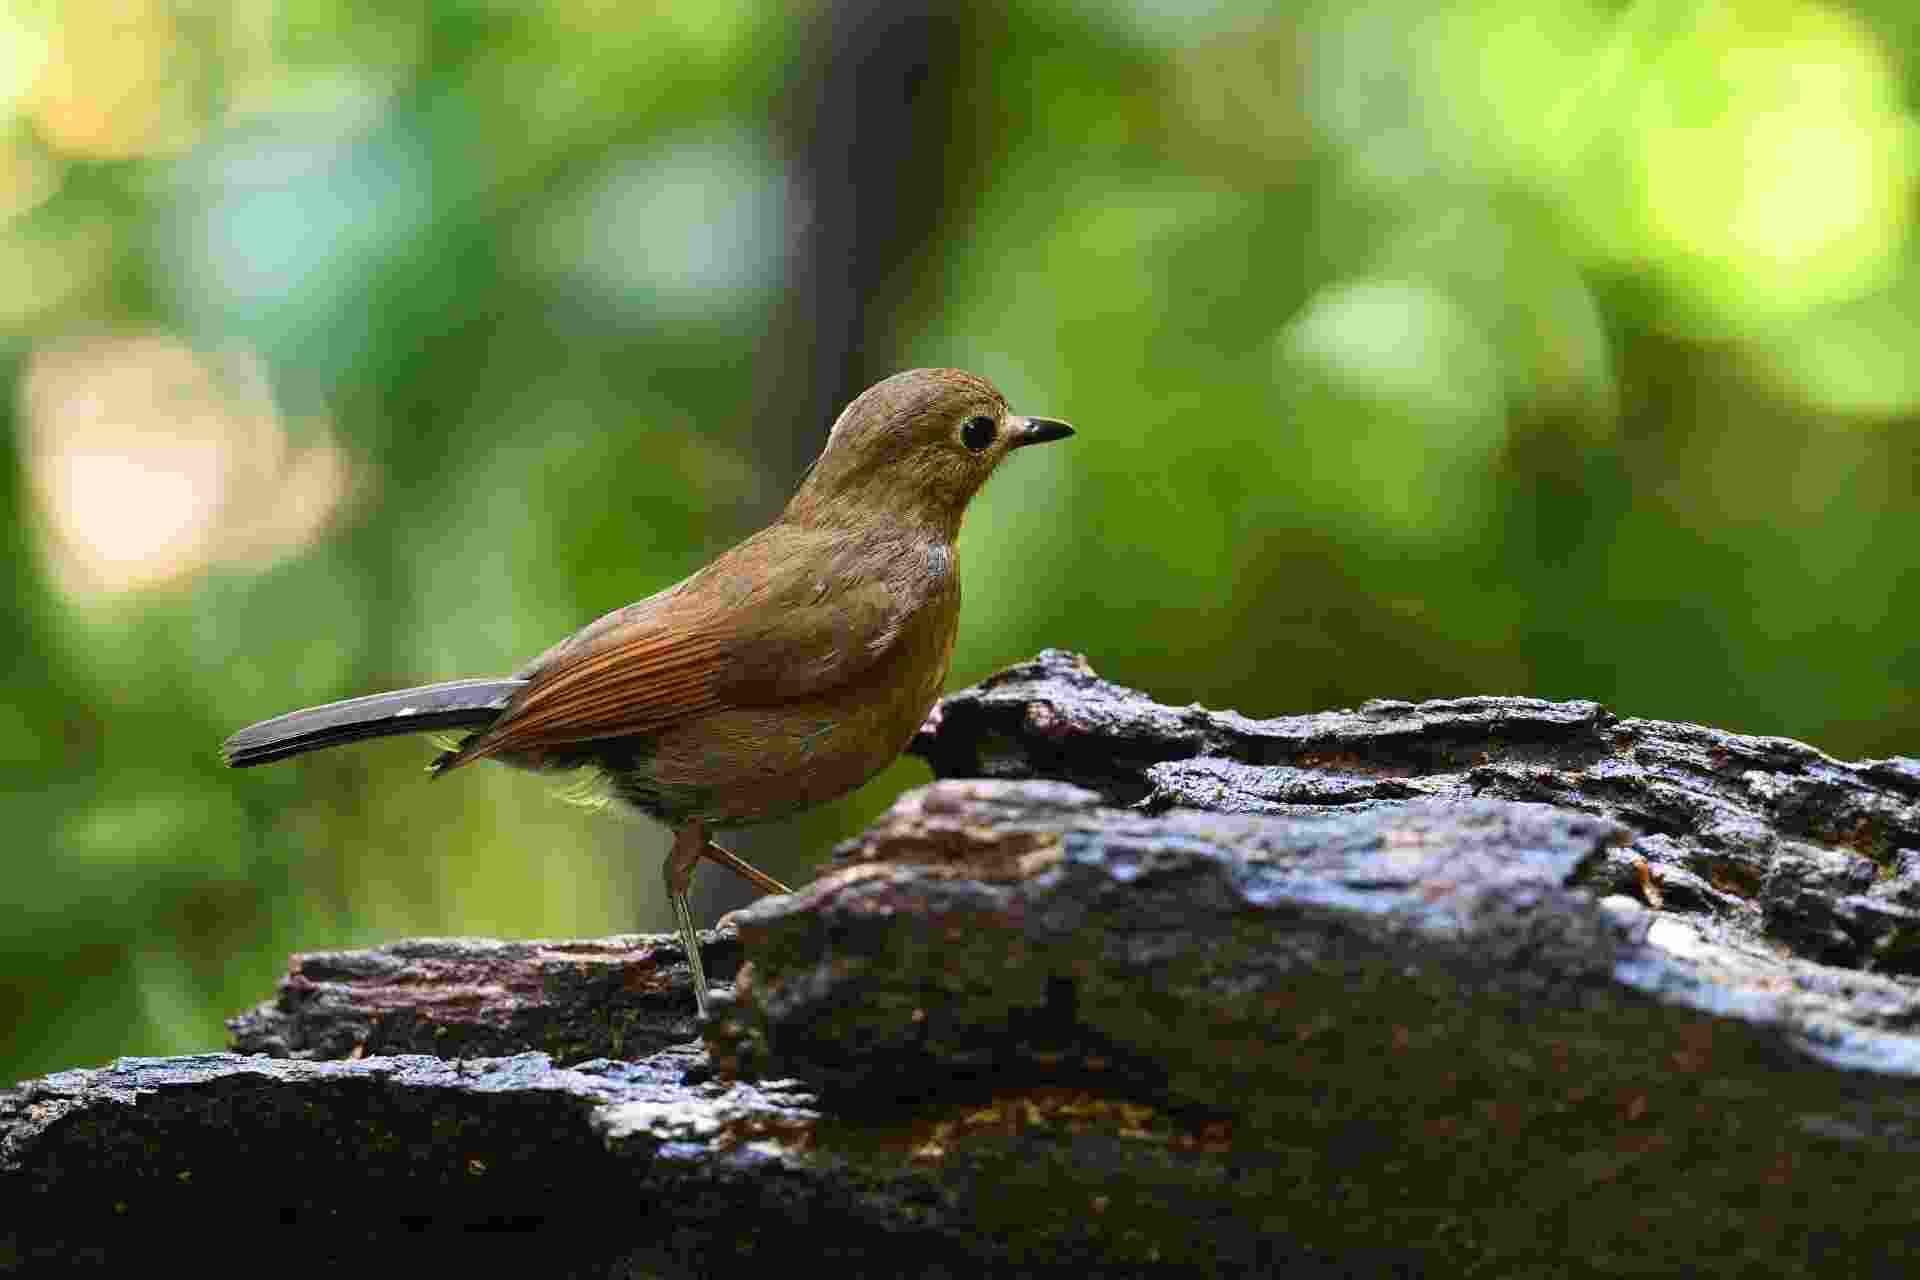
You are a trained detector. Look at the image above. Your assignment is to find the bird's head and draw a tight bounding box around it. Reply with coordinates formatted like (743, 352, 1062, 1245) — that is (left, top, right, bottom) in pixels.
(787, 368, 1072, 536)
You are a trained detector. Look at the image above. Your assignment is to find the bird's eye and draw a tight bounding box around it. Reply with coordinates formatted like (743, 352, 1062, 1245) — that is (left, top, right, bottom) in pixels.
(961, 415, 997, 452)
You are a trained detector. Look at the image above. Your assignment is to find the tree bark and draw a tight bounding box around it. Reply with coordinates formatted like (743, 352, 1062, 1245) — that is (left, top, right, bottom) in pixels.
(8, 650, 1920, 1274)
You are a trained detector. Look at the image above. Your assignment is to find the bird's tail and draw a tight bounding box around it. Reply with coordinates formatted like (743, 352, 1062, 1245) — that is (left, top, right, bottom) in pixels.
(221, 678, 527, 769)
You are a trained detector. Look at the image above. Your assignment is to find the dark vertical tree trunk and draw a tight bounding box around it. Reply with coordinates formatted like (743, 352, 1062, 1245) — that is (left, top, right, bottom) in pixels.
(750, 0, 973, 488)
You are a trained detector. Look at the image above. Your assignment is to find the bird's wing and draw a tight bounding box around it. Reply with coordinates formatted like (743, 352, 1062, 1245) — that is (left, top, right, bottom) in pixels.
(442, 524, 938, 767)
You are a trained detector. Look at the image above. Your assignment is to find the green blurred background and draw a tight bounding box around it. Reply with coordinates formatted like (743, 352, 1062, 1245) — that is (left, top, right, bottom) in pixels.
(4, 0, 1918, 1085)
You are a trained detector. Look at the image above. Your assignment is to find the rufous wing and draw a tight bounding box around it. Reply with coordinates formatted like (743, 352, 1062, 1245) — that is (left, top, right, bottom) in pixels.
(437, 618, 730, 769)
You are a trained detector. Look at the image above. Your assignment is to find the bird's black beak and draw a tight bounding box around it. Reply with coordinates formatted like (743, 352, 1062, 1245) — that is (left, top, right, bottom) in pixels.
(1011, 416, 1074, 449)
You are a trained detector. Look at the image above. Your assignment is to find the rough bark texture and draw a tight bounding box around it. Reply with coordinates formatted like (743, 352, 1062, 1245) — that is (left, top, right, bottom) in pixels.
(8, 650, 1920, 1275)
(225, 931, 736, 1063)
(905, 650, 1920, 1068)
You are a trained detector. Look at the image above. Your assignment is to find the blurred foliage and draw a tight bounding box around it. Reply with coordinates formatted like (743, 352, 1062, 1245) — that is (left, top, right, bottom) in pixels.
(2, 0, 1918, 1084)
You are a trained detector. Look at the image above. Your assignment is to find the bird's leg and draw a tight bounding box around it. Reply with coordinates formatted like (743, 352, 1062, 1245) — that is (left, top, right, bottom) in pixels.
(700, 840, 792, 896)
(666, 819, 712, 1018)
(667, 824, 793, 1019)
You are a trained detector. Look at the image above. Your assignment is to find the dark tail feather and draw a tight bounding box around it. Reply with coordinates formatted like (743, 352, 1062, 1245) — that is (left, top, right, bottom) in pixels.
(222, 678, 527, 768)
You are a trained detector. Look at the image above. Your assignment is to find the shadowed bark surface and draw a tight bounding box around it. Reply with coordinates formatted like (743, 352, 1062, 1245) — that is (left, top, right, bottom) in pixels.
(8, 651, 1920, 1275)
(225, 931, 735, 1063)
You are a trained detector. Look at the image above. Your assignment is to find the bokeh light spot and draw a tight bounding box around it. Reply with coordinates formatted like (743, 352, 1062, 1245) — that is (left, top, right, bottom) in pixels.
(528, 131, 789, 317)
(1282, 278, 1501, 424)
(1629, 0, 1914, 320)
(28, 0, 200, 159)
(1279, 278, 1505, 533)
(21, 336, 358, 603)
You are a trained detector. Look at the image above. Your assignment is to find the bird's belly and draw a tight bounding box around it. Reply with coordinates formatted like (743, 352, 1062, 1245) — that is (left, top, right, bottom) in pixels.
(602, 686, 938, 827)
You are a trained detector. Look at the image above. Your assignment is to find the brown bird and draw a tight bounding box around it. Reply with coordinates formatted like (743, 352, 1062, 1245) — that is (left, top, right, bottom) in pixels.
(222, 368, 1073, 1016)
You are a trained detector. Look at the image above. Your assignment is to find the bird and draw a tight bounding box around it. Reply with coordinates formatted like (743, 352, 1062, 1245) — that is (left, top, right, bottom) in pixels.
(222, 368, 1073, 1017)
